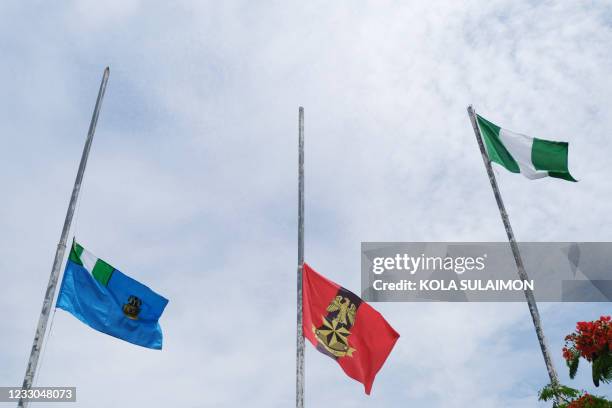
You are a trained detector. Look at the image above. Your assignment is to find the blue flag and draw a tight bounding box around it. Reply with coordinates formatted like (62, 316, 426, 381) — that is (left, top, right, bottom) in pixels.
(56, 241, 168, 349)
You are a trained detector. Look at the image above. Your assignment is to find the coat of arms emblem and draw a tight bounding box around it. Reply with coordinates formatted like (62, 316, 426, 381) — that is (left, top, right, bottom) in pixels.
(122, 295, 142, 320)
(313, 295, 357, 358)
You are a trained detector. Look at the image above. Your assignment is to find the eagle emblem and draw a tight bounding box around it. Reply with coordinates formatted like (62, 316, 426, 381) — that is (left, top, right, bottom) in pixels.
(313, 295, 357, 358)
(122, 295, 142, 320)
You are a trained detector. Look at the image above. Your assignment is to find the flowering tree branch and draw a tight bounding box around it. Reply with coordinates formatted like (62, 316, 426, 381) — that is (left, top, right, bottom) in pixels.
(563, 316, 612, 387)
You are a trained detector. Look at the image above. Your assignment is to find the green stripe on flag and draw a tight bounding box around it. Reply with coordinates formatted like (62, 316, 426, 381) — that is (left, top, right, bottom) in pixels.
(69, 243, 84, 266)
(69, 241, 116, 286)
(548, 171, 577, 182)
(92, 259, 114, 286)
(476, 115, 520, 173)
(532, 138, 568, 171)
(532, 138, 576, 181)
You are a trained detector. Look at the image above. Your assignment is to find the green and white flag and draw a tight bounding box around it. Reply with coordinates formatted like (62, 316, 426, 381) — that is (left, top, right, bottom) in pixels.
(476, 114, 576, 182)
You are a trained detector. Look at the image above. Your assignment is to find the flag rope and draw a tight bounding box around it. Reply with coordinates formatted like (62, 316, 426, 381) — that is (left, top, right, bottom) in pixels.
(71, 175, 84, 238)
(71, 141, 91, 240)
(32, 308, 57, 387)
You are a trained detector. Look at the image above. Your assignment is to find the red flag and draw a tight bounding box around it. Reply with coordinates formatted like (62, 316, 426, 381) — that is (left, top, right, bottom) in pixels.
(302, 262, 399, 395)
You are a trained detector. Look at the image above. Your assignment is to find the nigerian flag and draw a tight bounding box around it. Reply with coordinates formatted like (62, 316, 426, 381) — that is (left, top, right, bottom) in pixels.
(476, 114, 576, 181)
(57, 241, 168, 349)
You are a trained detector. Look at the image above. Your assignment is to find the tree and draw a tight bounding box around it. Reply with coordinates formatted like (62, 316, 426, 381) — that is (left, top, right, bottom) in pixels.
(539, 316, 612, 407)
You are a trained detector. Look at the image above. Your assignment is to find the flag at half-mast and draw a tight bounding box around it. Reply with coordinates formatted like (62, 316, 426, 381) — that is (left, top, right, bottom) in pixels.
(56, 241, 169, 349)
(476, 114, 576, 181)
(302, 263, 399, 394)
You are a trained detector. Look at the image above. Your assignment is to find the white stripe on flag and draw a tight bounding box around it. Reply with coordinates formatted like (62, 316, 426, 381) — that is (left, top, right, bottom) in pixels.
(498, 128, 548, 179)
(79, 248, 98, 274)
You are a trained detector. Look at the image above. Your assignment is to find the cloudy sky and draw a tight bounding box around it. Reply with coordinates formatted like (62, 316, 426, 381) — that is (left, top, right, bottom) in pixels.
(1, 1, 611, 407)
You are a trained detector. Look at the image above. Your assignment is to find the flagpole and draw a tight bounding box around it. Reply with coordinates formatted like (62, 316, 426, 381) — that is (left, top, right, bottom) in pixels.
(296, 106, 305, 408)
(467, 105, 560, 389)
(18, 67, 110, 408)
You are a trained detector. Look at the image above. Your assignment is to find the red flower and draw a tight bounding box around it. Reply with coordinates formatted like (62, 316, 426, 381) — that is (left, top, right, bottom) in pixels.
(567, 393, 595, 408)
(565, 316, 611, 362)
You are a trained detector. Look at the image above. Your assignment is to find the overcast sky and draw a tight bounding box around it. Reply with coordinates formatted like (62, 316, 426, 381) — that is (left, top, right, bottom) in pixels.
(1, 1, 611, 407)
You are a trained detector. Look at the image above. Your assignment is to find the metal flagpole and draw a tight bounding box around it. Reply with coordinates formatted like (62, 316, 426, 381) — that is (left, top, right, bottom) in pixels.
(18, 67, 110, 408)
(467, 105, 560, 389)
(296, 106, 305, 408)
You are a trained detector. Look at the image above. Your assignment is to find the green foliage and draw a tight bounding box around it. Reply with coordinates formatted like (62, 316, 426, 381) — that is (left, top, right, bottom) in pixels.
(538, 383, 612, 407)
(538, 383, 579, 402)
(568, 354, 580, 380)
(592, 353, 612, 388)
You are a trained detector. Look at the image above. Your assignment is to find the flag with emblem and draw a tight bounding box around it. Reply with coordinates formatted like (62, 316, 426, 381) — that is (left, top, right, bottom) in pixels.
(302, 263, 399, 394)
(476, 114, 576, 181)
(56, 240, 169, 349)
